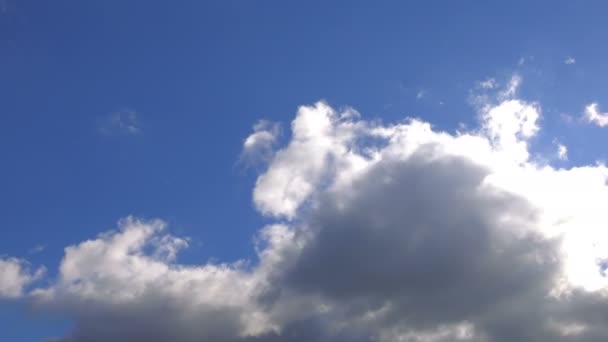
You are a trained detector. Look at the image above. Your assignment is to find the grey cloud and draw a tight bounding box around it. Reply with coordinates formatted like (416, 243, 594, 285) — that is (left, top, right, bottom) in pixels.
(271, 146, 563, 340)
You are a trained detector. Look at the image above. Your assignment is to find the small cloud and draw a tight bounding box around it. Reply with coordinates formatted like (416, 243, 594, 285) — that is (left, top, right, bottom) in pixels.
(584, 103, 608, 127)
(240, 120, 281, 168)
(518, 55, 534, 66)
(468, 74, 521, 109)
(99, 109, 141, 135)
(564, 57, 576, 65)
(518, 57, 526, 66)
(556, 143, 568, 161)
(479, 78, 498, 89)
(416, 90, 425, 100)
(28, 245, 46, 255)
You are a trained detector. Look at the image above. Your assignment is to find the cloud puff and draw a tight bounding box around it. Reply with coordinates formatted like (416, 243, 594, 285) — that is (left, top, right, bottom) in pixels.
(564, 57, 576, 65)
(0, 258, 44, 299)
(584, 103, 608, 127)
(99, 109, 141, 135)
(241, 120, 281, 168)
(251, 102, 371, 218)
(17, 77, 608, 341)
(557, 143, 568, 161)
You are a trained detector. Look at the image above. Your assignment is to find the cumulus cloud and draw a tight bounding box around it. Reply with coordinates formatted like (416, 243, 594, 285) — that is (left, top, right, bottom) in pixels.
(584, 103, 608, 127)
(0, 258, 44, 298)
(15, 76, 608, 341)
(31, 217, 281, 342)
(564, 57, 576, 65)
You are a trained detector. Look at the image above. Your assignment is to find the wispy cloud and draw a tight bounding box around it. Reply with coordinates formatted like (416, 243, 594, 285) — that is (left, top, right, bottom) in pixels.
(416, 89, 425, 100)
(479, 78, 497, 89)
(564, 56, 576, 65)
(498, 74, 522, 100)
(518, 57, 525, 66)
(28, 245, 46, 255)
(99, 109, 142, 135)
(240, 120, 281, 169)
(517, 55, 534, 66)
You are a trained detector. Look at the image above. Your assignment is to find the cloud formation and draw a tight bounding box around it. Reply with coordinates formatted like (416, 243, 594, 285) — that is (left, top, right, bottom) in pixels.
(584, 103, 608, 127)
(0, 258, 44, 298)
(9, 77, 608, 341)
(31, 217, 280, 342)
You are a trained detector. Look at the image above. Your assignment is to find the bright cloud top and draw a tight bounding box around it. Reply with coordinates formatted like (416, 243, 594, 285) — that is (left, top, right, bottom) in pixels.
(6, 77, 608, 341)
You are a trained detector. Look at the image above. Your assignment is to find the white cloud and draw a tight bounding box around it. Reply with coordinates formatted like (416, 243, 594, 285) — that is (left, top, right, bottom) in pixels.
(16, 76, 608, 341)
(100, 109, 141, 135)
(479, 98, 540, 164)
(32, 217, 282, 341)
(564, 57, 576, 65)
(0, 258, 44, 298)
(557, 143, 568, 161)
(251, 102, 373, 218)
(584, 102, 608, 127)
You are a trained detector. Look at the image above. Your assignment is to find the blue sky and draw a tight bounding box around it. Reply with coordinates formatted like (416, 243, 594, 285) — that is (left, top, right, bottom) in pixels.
(2, 1, 608, 341)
